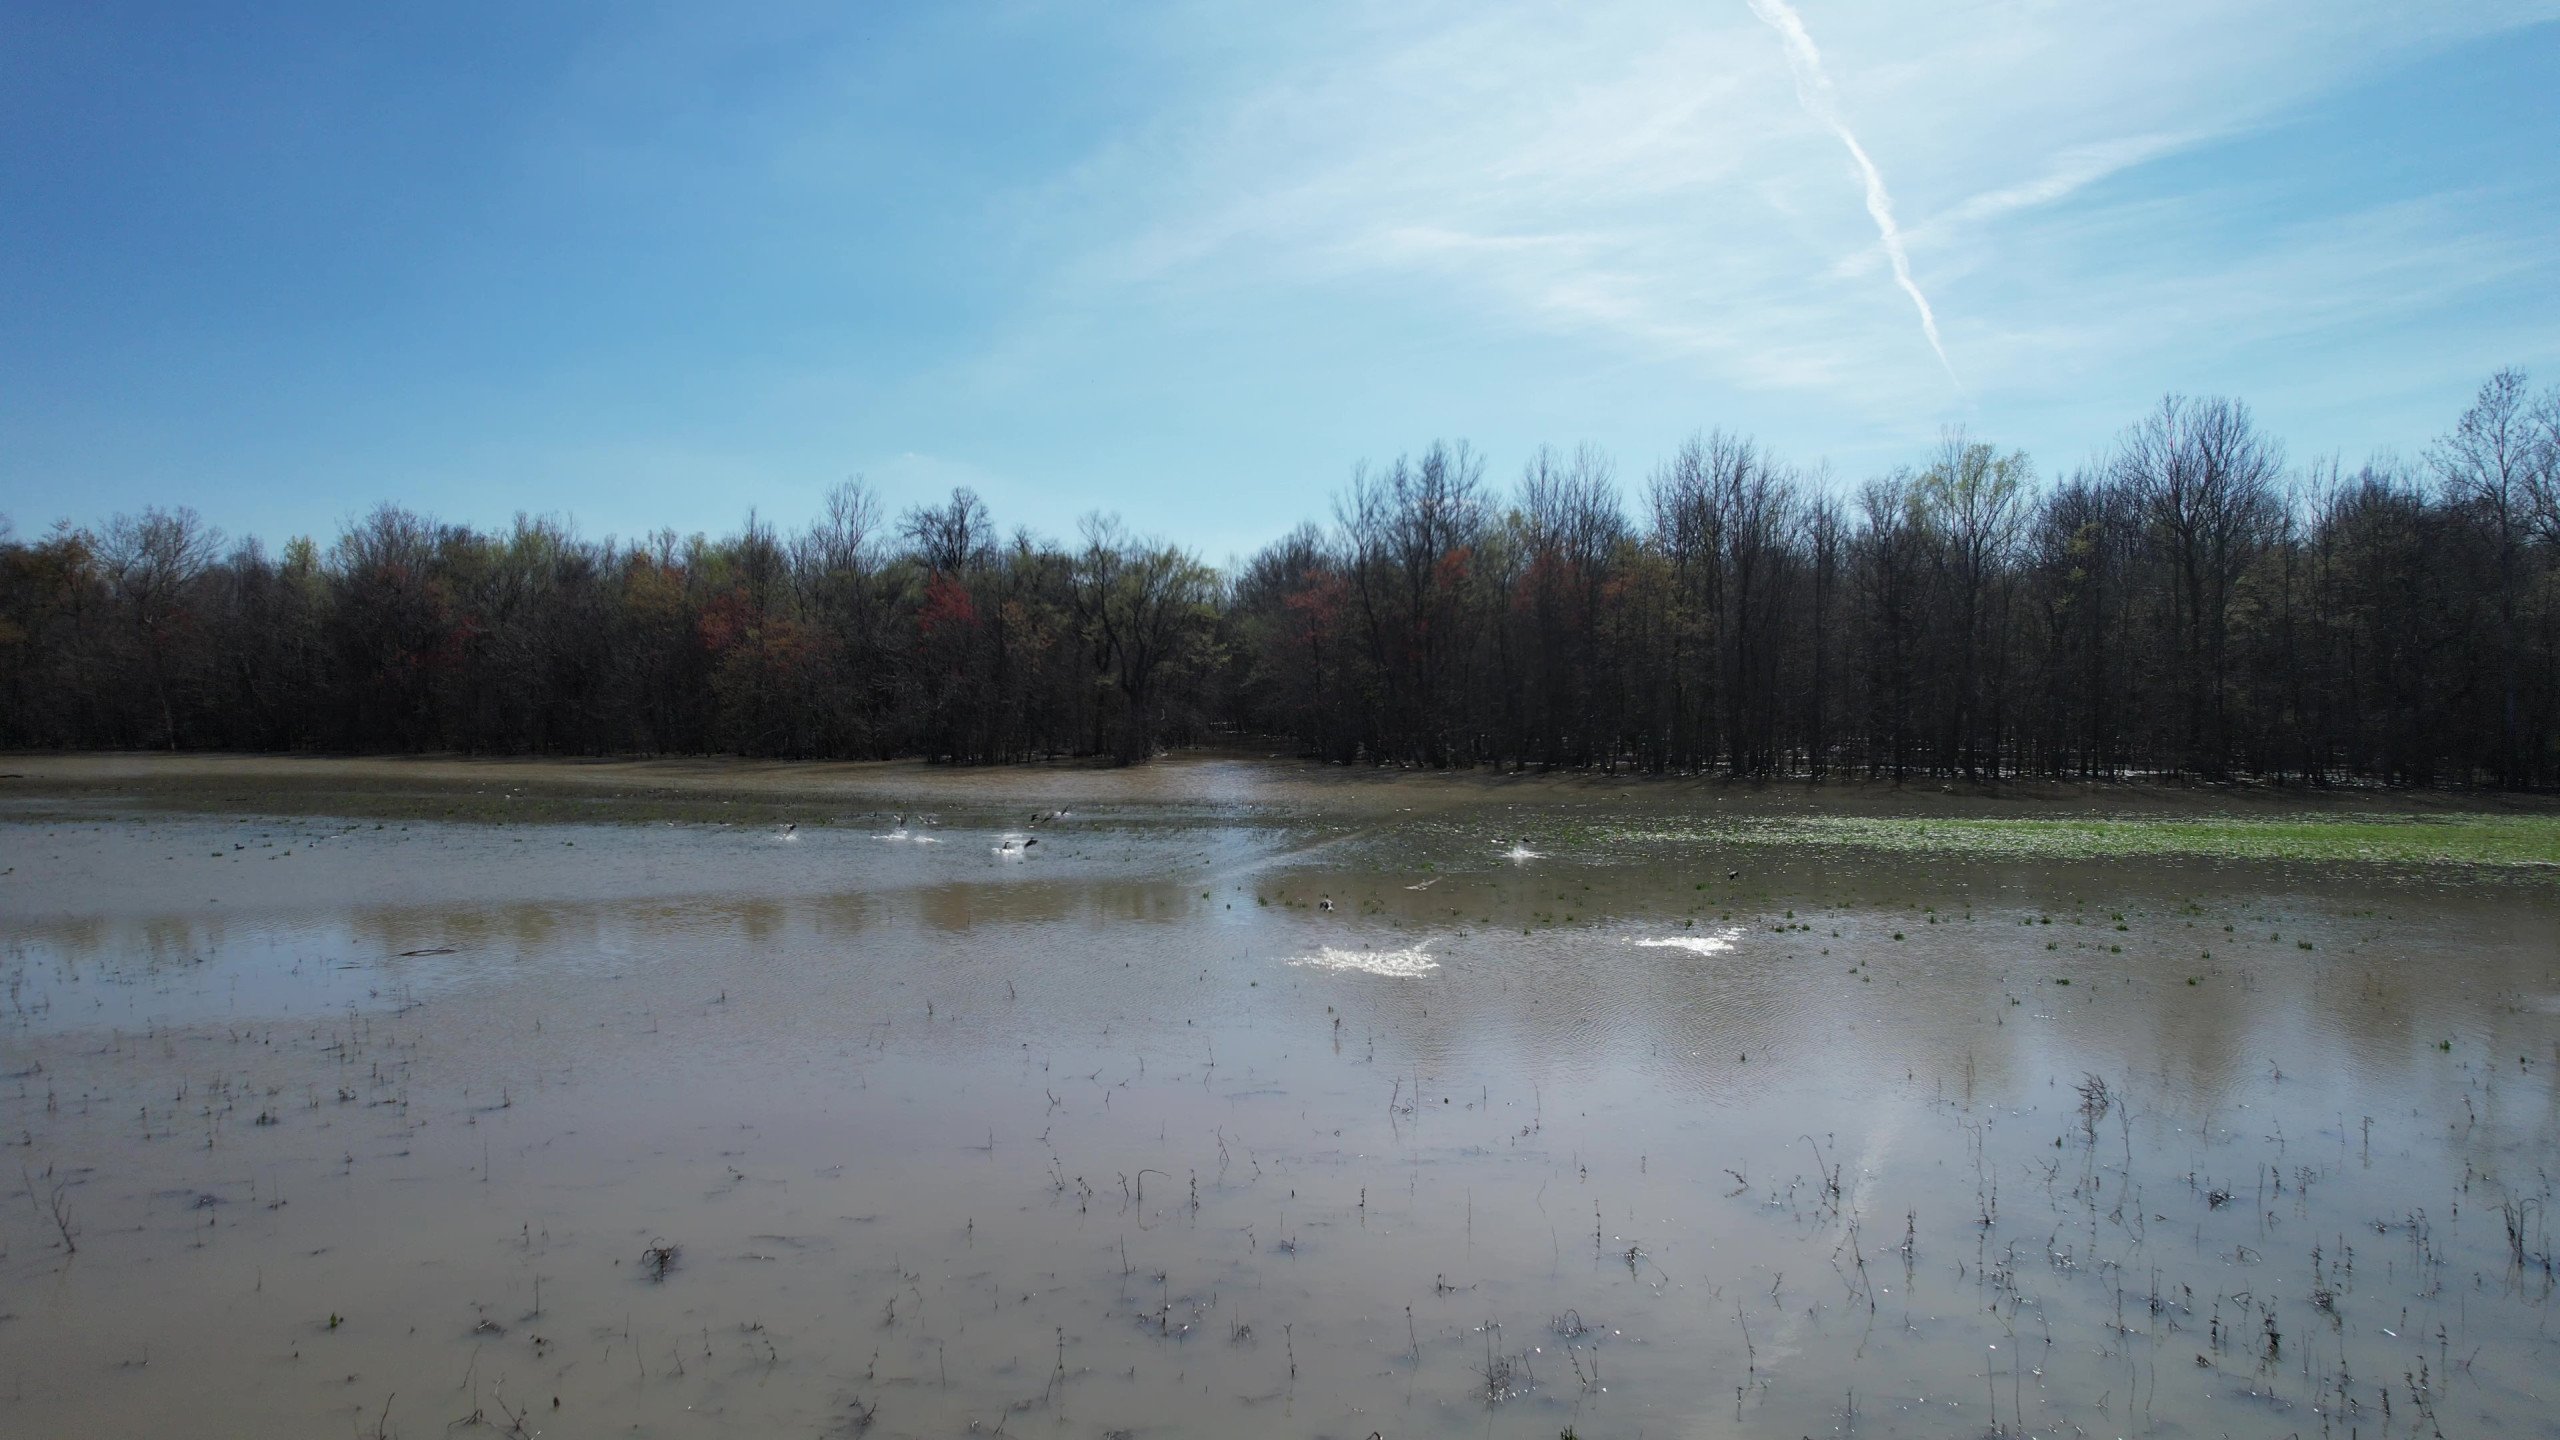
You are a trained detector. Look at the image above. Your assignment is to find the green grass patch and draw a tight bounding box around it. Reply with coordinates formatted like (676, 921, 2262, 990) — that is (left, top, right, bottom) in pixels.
(1621, 813, 2560, 871)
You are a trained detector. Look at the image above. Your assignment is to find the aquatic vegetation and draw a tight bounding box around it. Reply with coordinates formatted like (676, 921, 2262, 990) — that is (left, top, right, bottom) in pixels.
(1613, 812, 2560, 871)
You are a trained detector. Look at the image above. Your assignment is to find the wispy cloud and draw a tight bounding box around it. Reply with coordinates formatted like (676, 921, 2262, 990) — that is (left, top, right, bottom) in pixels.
(983, 0, 2560, 462)
(1832, 131, 2210, 284)
(1745, 0, 1956, 387)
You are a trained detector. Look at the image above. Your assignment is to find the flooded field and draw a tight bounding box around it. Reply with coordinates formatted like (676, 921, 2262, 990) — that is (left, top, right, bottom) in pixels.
(3, 758, 2557, 1438)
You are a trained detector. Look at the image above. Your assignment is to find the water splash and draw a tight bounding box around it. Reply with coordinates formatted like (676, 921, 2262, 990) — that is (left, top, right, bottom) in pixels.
(1290, 945, 1439, 978)
(1629, 927, 1744, 956)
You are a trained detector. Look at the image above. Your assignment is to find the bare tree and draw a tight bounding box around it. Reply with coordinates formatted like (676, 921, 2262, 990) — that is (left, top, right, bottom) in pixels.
(1917, 430, 2030, 778)
(1519, 444, 1623, 766)
(1075, 515, 1218, 763)
(1803, 486, 1845, 776)
(2112, 396, 2281, 777)
(902, 488, 994, 575)
(99, 505, 221, 749)
(1853, 474, 1927, 779)
(2530, 381, 2560, 545)
(1333, 443, 1486, 764)
(1647, 431, 1749, 767)
(6, 368, 2556, 787)
(2430, 369, 2540, 783)
(805, 478, 882, 576)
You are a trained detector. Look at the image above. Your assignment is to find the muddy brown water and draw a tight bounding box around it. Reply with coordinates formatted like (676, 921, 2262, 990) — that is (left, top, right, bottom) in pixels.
(3, 764, 2556, 1438)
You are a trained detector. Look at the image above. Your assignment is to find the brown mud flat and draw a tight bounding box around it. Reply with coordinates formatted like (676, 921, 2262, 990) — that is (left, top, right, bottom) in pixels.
(1, 762, 2555, 1438)
(4, 750, 2553, 826)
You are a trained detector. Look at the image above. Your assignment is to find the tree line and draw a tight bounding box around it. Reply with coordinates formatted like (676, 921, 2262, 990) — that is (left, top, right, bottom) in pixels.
(7, 370, 2560, 787)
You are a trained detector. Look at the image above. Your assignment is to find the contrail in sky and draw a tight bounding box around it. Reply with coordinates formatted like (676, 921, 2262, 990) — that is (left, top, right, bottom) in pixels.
(1747, 0, 1958, 384)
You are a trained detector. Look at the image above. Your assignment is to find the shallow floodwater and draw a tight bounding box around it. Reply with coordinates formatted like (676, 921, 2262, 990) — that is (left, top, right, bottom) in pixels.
(3, 777, 2556, 1438)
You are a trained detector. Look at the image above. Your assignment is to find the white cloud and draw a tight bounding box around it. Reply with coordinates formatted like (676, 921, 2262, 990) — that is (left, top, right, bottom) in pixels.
(1017, 0, 2560, 434)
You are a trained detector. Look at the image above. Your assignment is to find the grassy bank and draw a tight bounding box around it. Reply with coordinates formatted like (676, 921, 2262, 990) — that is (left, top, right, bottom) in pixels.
(1613, 813, 2560, 870)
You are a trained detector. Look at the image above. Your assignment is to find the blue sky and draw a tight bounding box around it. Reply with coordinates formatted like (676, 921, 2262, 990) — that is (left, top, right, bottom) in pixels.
(5, 0, 2556, 565)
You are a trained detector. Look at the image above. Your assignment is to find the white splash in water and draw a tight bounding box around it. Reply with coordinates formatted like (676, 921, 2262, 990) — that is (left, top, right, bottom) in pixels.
(1291, 945, 1440, 978)
(1501, 844, 1543, 862)
(1629, 927, 1744, 956)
